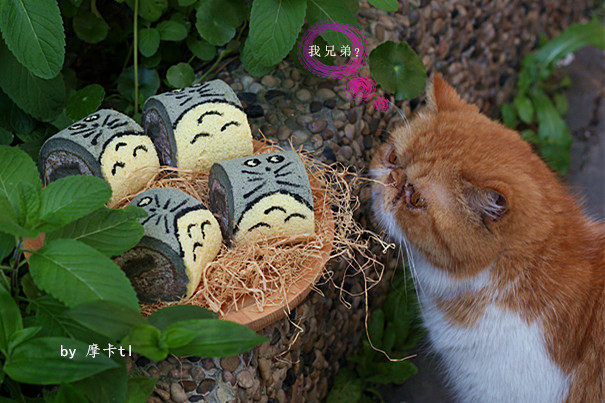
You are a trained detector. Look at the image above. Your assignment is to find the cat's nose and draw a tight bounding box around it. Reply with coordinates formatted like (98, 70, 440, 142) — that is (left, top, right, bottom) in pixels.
(386, 169, 405, 186)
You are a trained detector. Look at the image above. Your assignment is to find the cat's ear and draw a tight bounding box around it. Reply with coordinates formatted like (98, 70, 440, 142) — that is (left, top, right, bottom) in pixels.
(426, 73, 471, 112)
(463, 181, 508, 221)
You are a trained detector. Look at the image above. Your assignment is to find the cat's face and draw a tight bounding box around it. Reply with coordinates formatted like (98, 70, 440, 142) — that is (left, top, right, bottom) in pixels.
(371, 75, 551, 279)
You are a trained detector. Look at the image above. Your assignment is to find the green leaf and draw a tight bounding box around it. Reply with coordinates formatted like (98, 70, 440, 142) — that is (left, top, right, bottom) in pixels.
(73, 358, 127, 403)
(368, 0, 398, 12)
(554, 93, 569, 116)
(46, 206, 145, 257)
(0, 144, 40, 209)
(157, 20, 188, 41)
(0, 128, 13, 145)
(186, 37, 216, 61)
(521, 129, 538, 144)
(28, 239, 140, 310)
(122, 325, 168, 361)
(117, 66, 160, 105)
(513, 95, 534, 124)
(530, 90, 572, 173)
(3, 337, 118, 384)
(0, 284, 22, 355)
(29, 295, 108, 344)
(21, 273, 42, 300)
(0, 0, 65, 79)
(366, 360, 418, 384)
(166, 319, 267, 357)
(0, 231, 14, 260)
(195, 0, 247, 46)
(148, 305, 218, 330)
(55, 383, 89, 403)
(66, 84, 105, 122)
(306, 0, 359, 51)
(501, 103, 518, 129)
(139, 0, 168, 22)
(162, 324, 199, 349)
(369, 41, 426, 100)
(0, 193, 37, 238)
(39, 175, 111, 227)
(166, 63, 195, 88)
(8, 327, 41, 353)
(125, 377, 157, 403)
(241, 0, 306, 75)
(0, 42, 66, 121)
(69, 301, 145, 340)
(73, 11, 109, 44)
(382, 321, 396, 352)
(534, 20, 605, 68)
(141, 52, 162, 69)
(368, 309, 385, 346)
(138, 28, 160, 57)
(326, 368, 362, 403)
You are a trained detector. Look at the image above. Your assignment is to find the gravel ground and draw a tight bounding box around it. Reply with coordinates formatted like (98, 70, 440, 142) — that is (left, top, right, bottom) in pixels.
(136, 1, 597, 401)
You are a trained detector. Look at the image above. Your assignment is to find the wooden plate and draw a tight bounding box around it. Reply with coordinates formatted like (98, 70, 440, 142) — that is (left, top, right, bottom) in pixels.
(25, 140, 335, 331)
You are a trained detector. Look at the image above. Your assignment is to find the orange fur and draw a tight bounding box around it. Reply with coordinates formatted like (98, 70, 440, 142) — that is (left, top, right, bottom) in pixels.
(372, 74, 604, 401)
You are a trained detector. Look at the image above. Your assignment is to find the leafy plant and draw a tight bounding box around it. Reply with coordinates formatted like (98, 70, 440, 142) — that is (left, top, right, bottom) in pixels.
(0, 145, 267, 401)
(501, 20, 605, 174)
(327, 270, 425, 402)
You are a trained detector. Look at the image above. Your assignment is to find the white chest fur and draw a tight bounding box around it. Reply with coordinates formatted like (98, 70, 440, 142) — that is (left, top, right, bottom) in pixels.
(409, 245, 570, 403)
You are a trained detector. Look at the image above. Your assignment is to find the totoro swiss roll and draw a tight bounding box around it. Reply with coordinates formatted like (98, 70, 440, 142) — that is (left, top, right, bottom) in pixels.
(142, 79, 253, 172)
(114, 188, 222, 303)
(38, 109, 160, 205)
(208, 151, 315, 244)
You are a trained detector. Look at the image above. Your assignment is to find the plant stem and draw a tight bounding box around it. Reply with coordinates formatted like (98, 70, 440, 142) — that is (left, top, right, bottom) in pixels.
(133, 0, 139, 113)
(10, 238, 23, 298)
(193, 23, 246, 85)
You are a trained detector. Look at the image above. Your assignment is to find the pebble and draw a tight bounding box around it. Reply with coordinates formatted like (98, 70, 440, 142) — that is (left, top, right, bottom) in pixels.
(223, 370, 236, 385)
(170, 382, 188, 403)
(296, 89, 311, 102)
(240, 76, 253, 89)
(311, 134, 324, 149)
(265, 89, 285, 101)
(282, 108, 296, 117)
(245, 104, 264, 118)
(238, 92, 257, 105)
(344, 124, 356, 140)
(190, 366, 204, 382)
(220, 356, 240, 373)
(237, 370, 254, 389)
(310, 101, 322, 113)
(148, 397, 162, 403)
(296, 115, 313, 126)
(278, 126, 291, 140)
(266, 112, 278, 125)
(261, 75, 279, 87)
(321, 128, 334, 140)
(317, 88, 336, 100)
(180, 380, 197, 393)
(308, 119, 327, 133)
(248, 82, 263, 94)
(339, 145, 353, 160)
(202, 359, 214, 370)
(188, 396, 204, 402)
(282, 78, 294, 89)
(196, 379, 216, 394)
(258, 358, 271, 381)
(323, 99, 336, 109)
(291, 130, 309, 146)
(156, 388, 170, 401)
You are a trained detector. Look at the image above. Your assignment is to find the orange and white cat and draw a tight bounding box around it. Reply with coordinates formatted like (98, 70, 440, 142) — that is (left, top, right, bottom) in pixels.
(371, 75, 604, 402)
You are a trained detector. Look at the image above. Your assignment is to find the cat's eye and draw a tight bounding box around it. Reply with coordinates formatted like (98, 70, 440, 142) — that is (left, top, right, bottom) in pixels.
(83, 114, 99, 122)
(69, 123, 86, 130)
(267, 155, 285, 164)
(244, 158, 261, 167)
(386, 149, 398, 166)
(410, 191, 426, 208)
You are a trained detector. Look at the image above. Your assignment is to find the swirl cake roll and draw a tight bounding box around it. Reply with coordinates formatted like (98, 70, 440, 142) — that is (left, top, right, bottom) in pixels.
(142, 79, 253, 171)
(114, 188, 222, 303)
(38, 109, 160, 205)
(208, 151, 315, 244)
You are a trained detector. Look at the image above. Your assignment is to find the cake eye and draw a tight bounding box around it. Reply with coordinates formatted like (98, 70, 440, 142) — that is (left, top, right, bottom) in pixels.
(267, 155, 285, 164)
(387, 149, 398, 166)
(138, 197, 152, 206)
(410, 191, 426, 208)
(69, 123, 86, 130)
(244, 158, 261, 167)
(84, 114, 99, 122)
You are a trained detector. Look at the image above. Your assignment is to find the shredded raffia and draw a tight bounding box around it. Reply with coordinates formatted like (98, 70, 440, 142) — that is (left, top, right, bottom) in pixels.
(113, 136, 391, 320)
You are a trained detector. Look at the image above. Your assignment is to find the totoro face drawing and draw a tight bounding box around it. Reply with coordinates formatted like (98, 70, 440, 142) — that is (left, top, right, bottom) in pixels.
(173, 101, 252, 171)
(99, 133, 159, 205)
(209, 151, 315, 244)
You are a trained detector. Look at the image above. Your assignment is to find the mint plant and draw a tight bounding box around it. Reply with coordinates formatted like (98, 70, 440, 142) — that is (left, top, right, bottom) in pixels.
(0, 145, 266, 401)
(501, 20, 605, 174)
